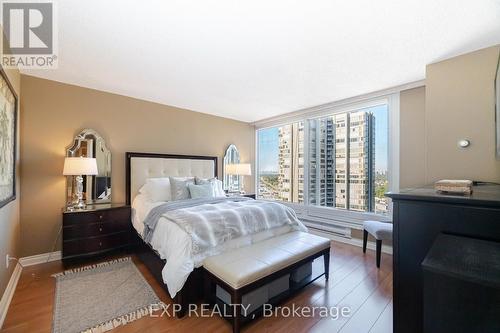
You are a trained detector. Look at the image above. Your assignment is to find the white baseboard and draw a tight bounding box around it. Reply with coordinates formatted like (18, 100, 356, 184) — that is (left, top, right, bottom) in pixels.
(309, 228, 393, 255)
(0, 263, 22, 329)
(0, 250, 62, 328)
(19, 251, 61, 267)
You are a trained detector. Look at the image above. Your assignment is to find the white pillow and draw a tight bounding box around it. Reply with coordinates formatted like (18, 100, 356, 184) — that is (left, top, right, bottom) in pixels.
(195, 177, 226, 197)
(138, 177, 171, 202)
(169, 176, 195, 200)
(213, 179, 225, 197)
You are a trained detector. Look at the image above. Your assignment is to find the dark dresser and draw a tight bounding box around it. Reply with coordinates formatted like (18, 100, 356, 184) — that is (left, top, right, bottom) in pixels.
(386, 184, 500, 333)
(62, 204, 131, 263)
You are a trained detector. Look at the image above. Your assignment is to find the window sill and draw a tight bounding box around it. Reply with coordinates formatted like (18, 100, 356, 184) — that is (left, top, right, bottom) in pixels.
(265, 199, 392, 229)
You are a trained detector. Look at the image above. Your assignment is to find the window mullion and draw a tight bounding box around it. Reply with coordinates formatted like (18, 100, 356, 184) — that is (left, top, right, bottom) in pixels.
(315, 120, 321, 205)
(346, 113, 350, 210)
(303, 120, 309, 206)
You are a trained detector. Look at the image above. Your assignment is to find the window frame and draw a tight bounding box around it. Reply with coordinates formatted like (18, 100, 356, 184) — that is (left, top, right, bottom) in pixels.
(255, 93, 399, 228)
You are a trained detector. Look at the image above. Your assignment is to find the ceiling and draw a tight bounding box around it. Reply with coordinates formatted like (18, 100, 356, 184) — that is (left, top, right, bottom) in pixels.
(22, 0, 500, 122)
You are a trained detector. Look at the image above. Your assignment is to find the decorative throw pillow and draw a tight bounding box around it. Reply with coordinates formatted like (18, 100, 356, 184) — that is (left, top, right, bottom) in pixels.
(195, 177, 226, 197)
(188, 183, 215, 199)
(138, 177, 171, 202)
(169, 176, 195, 200)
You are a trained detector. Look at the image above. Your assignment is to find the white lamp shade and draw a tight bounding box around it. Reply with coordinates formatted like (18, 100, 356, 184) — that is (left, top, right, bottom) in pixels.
(63, 157, 98, 176)
(225, 163, 252, 176)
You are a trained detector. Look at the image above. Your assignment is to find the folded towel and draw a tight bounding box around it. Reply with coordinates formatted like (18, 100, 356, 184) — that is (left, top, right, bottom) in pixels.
(435, 179, 472, 194)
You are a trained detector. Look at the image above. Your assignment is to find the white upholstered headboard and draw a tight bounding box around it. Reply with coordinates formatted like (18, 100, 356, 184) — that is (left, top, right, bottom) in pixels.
(126, 152, 218, 204)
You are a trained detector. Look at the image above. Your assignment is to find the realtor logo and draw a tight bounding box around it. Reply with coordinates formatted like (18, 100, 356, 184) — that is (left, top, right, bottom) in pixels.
(1, 1, 57, 68)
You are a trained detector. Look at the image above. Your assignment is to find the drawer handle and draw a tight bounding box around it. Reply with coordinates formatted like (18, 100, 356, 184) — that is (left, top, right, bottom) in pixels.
(99, 227, 103, 232)
(99, 215, 103, 220)
(99, 242, 102, 246)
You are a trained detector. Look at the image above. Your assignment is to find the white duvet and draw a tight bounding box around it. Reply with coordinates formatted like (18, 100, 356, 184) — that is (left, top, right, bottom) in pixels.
(132, 194, 295, 298)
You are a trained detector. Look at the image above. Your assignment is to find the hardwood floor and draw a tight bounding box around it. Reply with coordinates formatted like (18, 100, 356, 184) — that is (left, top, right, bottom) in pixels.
(1, 242, 392, 333)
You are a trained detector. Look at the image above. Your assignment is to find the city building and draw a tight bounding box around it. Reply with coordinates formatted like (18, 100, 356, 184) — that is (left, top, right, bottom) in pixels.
(278, 122, 304, 202)
(276, 111, 375, 212)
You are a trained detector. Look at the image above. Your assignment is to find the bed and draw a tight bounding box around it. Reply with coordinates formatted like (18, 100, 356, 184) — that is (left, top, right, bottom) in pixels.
(127, 152, 217, 315)
(126, 152, 308, 316)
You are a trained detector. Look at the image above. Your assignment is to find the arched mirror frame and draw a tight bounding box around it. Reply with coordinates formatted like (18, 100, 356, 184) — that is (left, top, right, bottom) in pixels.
(65, 129, 112, 205)
(223, 144, 240, 192)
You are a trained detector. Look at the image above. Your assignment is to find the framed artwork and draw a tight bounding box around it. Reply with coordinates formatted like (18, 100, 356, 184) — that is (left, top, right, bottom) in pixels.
(0, 67, 18, 209)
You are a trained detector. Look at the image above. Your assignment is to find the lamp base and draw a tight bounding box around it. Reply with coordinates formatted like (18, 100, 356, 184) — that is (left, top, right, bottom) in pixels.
(74, 200, 87, 210)
(66, 200, 87, 211)
(226, 190, 246, 197)
(67, 175, 87, 210)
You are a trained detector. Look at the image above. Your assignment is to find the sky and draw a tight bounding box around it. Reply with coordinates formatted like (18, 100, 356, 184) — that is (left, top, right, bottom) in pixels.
(258, 104, 388, 173)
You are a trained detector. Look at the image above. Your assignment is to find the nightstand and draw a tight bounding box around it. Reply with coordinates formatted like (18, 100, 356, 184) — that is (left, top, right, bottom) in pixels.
(62, 204, 131, 264)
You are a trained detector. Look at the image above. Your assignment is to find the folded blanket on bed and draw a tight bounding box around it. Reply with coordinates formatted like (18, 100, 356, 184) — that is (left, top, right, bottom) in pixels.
(143, 197, 307, 255)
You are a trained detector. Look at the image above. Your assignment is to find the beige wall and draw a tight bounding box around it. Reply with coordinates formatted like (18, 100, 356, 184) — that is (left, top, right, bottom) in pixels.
(400, 86, 426, 188)
(425, 45, 500, 183)
(0, 67, 21, 296)
(20, 75, 255, 256)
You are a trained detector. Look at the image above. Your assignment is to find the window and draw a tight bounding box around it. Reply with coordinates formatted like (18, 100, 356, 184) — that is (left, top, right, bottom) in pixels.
(257, 122, 304, 203)
(257, 101, 391, 218)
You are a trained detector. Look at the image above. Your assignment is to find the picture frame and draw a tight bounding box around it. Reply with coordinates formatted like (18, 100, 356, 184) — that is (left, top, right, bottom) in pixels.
(0, 66, 18, 209)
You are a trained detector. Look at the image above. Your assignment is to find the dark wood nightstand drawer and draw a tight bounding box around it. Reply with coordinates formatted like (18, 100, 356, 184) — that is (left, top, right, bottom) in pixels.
(62, 204, 131, 263)
(63, 232, 129, 258)
(63, 219, 129, 240)
(63, 207, 130, 225)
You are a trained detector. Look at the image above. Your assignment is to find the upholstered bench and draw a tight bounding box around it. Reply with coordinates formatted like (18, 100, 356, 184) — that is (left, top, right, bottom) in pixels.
(203, 231, 331, 333)
(363, 220, 393, 268)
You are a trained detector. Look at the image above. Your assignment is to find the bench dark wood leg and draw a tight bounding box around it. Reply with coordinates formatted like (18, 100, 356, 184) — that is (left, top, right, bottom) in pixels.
(231, 290, 242, 333)
(376, 239, 382, 268)
(204, 274, 214, 305)
(363, 229, 368, 253)
(323, 250, 330, 281)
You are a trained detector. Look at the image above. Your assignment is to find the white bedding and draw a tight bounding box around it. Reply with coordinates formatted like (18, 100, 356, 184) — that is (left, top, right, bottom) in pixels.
(131, 194, 295, 298)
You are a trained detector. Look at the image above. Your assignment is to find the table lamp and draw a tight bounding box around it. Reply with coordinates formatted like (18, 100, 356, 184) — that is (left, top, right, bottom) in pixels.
(63, 157, 98, 210)
(225, 163, 252, 193)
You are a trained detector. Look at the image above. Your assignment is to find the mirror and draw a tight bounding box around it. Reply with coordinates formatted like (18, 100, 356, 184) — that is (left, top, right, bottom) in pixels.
(66, 129, 111, 205)
(223, 144, 240, 192)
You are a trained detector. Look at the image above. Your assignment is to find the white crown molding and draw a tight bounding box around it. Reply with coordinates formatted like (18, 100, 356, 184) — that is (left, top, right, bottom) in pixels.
(253, 80, 425, 128)
(19, 251, 61, 267)
(0, 263, 22, 329)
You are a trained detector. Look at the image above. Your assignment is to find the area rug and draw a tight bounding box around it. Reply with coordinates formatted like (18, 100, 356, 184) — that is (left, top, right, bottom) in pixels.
(52, 257, 165, 333)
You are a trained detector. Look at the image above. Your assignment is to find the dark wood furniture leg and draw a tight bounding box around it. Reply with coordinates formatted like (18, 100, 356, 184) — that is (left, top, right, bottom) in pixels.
(376, 239, 382, 268)
(323, 251, 330, 280)
(231, 291, 242, 333)
(204, 274, 214, 305)
(363, 229, 368, 253)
